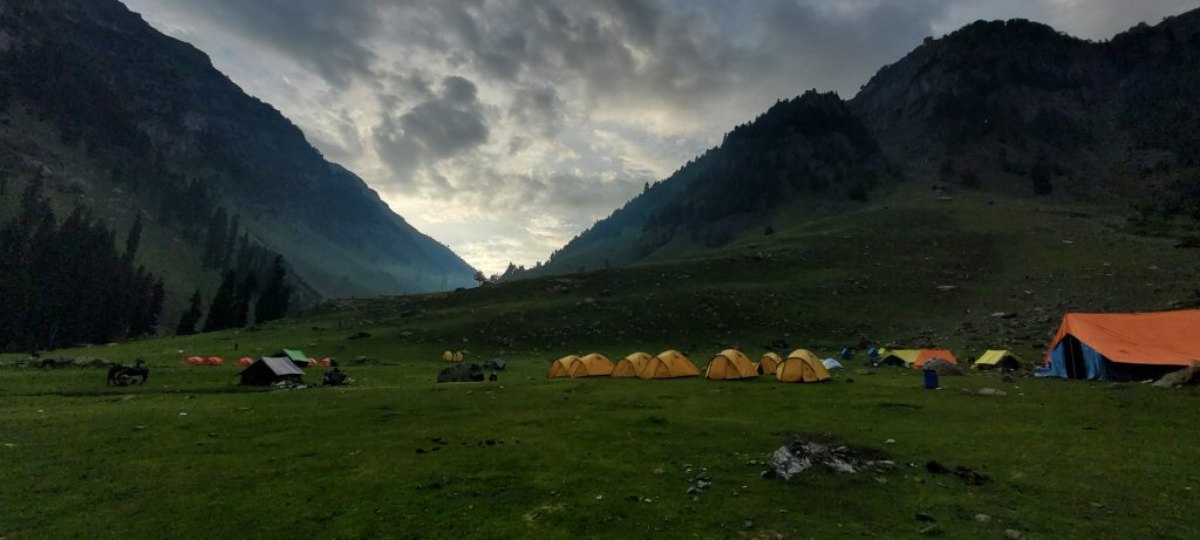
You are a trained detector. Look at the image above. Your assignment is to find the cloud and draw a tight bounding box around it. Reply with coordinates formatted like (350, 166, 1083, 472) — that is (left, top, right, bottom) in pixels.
(373, 75, 490, 185)
(122, 0, 1198, 274)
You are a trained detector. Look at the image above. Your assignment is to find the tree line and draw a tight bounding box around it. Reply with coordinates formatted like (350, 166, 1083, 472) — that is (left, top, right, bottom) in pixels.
(175, 254, 290, 335)
(0, 176, 163, 352)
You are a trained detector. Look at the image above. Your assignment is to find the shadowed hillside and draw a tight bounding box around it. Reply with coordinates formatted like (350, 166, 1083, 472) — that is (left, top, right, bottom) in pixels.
(0, 0, 478, 317)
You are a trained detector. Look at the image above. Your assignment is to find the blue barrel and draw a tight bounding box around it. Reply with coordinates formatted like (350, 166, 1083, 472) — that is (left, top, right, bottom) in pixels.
(923, 369, 939, 389)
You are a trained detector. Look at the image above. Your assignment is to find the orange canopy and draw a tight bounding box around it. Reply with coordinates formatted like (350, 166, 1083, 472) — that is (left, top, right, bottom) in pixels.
(913, 349, 956, 369)
(1047, 310, 1200, 366)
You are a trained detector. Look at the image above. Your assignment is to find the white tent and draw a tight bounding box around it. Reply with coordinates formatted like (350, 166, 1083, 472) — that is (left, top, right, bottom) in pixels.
(822, 358, 844, 370)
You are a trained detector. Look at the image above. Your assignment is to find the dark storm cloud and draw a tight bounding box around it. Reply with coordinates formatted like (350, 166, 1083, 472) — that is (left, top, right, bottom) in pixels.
(142, 0, 380, 88)
(373, 75, 490, 183)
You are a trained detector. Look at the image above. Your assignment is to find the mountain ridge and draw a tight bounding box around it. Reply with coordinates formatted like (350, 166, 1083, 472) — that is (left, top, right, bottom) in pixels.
(521, 8, 1200, 278)
(0, 0, 477, 307)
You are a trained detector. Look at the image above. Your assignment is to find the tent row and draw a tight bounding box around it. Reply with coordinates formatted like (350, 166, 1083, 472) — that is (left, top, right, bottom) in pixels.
(548, 349, 835, 383)
(184, 350, 334, 368)
(875, 348, 1022, 371)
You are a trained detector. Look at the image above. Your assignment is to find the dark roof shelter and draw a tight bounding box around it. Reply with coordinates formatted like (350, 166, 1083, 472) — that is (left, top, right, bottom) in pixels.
(239, 357, 305, 386)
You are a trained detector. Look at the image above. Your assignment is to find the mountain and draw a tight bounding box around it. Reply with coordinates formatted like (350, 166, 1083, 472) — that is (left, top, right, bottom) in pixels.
(523, 91, 895, 276)
(525, 9, 1200, 277)
(0, 0, 477, 309)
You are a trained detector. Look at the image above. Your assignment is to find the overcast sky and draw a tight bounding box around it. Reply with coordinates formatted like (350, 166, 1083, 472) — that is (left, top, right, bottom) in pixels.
(122, 0, 1197, 275)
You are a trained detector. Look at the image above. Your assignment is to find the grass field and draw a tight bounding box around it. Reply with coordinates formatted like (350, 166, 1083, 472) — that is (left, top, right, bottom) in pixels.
(3, 346, 1199, 539)
(3, 188, 1200, 538)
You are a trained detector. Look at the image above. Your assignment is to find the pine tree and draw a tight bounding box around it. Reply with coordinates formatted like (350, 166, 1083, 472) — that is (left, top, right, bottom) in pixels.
(123, 213, 142, 263)
(176, 290, 203, 336)
(254, 255, 290, 324)
(231, 272, 258, 328)
(202, 270, 237, 332)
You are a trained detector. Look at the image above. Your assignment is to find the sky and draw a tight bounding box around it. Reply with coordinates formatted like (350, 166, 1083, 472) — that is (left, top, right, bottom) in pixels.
(121, 0, 1198, 275)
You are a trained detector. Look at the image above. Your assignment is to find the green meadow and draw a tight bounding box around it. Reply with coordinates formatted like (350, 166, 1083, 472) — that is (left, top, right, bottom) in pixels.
(3, 191, 1199, 538)
(3, 348, 1198, 538)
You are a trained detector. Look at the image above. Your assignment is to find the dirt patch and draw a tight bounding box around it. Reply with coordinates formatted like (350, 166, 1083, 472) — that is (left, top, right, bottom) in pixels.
(764, 432, 892, 480)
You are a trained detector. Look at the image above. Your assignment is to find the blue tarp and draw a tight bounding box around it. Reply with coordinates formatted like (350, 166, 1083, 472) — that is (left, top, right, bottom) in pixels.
(1048, 338, 1107, 380)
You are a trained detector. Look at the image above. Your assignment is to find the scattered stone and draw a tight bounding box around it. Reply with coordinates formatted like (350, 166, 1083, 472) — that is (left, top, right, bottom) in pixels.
(915, 512, 936, 522)
(1005, 529, 1023, 540)
(919, 523, 943, 536)
(766, 434, 891, 480)
(974, 514, 992, 523)
(743, 519, 754, 529)
(1152, 364, 1200, 388)
(855, 368, 877, 375)
(991, 312, 1018, 319)
(936, 285, 958, 292)
(977, 388, 1007, 396)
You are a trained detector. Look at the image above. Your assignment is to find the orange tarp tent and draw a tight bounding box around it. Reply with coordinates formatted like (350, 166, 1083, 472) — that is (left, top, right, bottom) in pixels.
(912, 349, 957, 369)
(638, 350, 700, 379)
(705, 349, 758, 380)
(613, 352, 654, 378)
(1045, 310, 1200, 379)
(1048, 311, 1200, 366)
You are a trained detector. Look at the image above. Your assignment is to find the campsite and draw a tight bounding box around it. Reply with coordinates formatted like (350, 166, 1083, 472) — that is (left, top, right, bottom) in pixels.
(4, 289, 1200, 538)
(5, 1, 1200, 538)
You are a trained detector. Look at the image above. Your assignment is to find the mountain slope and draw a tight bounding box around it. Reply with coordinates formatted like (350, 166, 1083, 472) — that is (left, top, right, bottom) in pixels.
(526, 9, 1200, 278)
(527, 91, 894, 276)
(0, 0, 477, 303)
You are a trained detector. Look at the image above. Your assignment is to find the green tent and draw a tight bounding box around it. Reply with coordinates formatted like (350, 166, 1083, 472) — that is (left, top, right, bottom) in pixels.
(276, 349, 309, 367)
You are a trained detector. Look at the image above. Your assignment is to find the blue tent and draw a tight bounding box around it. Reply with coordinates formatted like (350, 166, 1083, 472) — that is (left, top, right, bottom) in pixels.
(1046, 337, 1107, 380)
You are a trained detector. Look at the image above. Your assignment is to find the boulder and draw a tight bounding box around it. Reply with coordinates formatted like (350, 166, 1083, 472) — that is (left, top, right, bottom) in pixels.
(1152, 363, 1200, 388)
(437, 362, 484, 383)
(483, 358, 507, 371)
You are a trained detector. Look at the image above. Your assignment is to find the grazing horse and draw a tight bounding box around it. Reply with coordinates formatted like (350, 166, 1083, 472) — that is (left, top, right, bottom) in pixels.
(107, 359, 149, 386)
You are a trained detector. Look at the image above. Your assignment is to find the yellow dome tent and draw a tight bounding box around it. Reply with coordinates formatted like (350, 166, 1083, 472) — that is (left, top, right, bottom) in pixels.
(705, 349, 758, 380)
(973, 350, 1021, 371)
(757, 352, 783, 375)
(442, 350, 454, 362)
(578, 353, 615, 377)
(776, 349, 831, 383)
(548, 355, 583, 378)
(638, 350, 700, 379)
(613, 352, 654, 378)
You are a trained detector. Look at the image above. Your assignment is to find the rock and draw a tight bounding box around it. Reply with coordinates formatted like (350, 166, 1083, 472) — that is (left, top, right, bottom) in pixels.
(977, 388, 1007, 396)
(991, 312, 1018, 319)
(1152, 364, 1200, 388)
(347, 331, 371, 340)
(914, 512, 936, 522)
(974, 514, 992, 523)
(1005, 529, 1023, 540)
(925, 460, 949, 474)
(919, 523, 943, 536)
(936, 285, 958, 292)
